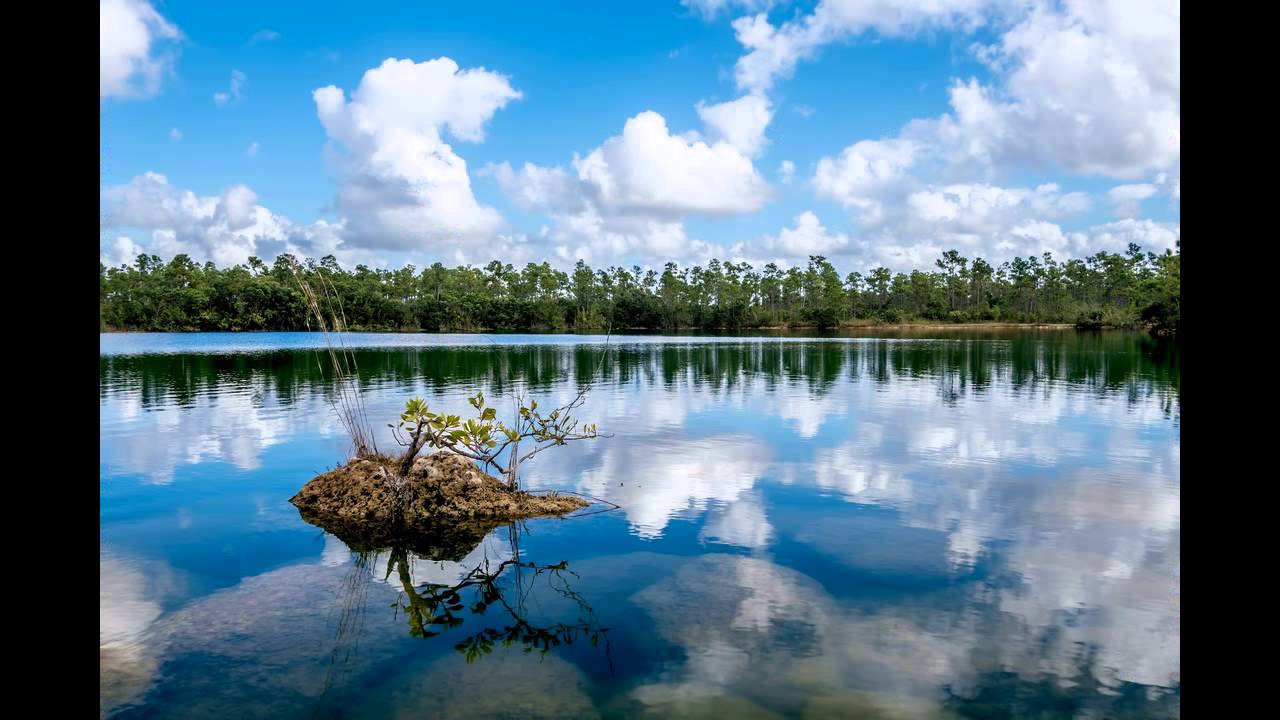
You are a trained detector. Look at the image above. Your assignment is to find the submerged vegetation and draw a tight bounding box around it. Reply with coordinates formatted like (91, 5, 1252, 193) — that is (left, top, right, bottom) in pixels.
(100, 242, 1180, 334)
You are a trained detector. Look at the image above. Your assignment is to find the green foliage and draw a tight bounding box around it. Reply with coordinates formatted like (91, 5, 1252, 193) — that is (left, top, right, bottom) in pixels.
(99, 244, 1180, 334)
(392, 390, 604, 487)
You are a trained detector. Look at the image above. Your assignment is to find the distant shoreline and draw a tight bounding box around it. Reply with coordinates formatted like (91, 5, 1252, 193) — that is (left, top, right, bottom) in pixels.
(101, 322, 1113, 334)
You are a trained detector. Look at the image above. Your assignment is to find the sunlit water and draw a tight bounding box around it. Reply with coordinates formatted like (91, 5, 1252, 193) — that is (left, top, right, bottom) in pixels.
(100, 331, 1180, 719)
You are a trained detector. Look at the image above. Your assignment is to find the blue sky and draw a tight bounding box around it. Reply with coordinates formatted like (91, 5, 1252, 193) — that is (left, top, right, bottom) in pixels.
(101, 0, 1179, 273)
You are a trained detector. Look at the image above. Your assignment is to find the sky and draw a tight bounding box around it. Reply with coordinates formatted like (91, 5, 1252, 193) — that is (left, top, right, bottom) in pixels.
(100, 0, 1180, 274)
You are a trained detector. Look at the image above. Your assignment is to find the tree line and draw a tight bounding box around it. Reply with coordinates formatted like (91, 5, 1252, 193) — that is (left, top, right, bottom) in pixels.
(100, 243, 1179, 334)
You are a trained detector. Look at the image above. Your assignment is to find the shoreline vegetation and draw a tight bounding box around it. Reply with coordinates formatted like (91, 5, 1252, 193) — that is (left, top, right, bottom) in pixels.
(101, 321, 1082, 333)
(100, 243, 1179, 335)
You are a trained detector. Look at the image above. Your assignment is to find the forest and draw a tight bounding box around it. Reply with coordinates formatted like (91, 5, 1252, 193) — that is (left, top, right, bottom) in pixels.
(100, 243, 1180, 334)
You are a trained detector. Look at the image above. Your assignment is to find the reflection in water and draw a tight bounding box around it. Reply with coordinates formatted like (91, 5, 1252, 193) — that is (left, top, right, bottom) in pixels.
(101, 332, 1178, 717)
(351, 647, 601, 720)
(100, 549, 173, 716)
(101, 523, 613, 719)
(625, 554, 1178, 718)
(296, 503, 613, 669)
(101, 334, 1178, 485)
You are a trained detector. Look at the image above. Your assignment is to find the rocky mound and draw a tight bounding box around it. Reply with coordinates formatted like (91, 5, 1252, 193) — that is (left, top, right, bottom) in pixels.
(290, 452, 588, 547)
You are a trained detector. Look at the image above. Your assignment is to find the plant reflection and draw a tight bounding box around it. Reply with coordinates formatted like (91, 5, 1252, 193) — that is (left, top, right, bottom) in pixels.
(305, 511, 612, 672)
(386, 546, 610, 664)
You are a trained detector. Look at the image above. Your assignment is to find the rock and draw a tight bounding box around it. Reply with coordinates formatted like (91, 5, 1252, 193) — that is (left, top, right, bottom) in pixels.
(289, 452, 588, 551)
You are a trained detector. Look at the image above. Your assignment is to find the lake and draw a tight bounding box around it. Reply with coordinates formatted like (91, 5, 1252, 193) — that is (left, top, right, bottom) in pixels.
(100, 331, 1180, 719)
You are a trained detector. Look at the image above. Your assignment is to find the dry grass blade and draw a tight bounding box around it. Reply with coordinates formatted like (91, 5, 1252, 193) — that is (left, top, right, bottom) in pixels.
(289, 258, 377, 458)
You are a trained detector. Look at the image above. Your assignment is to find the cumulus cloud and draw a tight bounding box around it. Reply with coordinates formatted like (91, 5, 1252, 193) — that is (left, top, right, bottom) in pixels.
(731, 0, 991, 94)
(102, 236, 145, 268)
(778, 160, 795, 184)
(762, 211, 850, 256)
(802, 142, 1107, 269)
(489, 109, 770, 263)
(574, 111, 771, 216)
(1107, 183, 1157, 217)
(213, 70, 246, 106)
(877, 183, 1095, 267)
(696, 94, 773, 158)
(168, 128, 182, 142)
(932, 0, 1180, 178)
(1084, 218, 1179, 255)
(813, 139, 918, 224)
(100, 0, 181, 99)
(801, 117, 1136, 268)
(729, 1, 1178, 179)
(314, 57, 521, 251)
(246, 142, 260, 158)
(101, 172, 363, 269)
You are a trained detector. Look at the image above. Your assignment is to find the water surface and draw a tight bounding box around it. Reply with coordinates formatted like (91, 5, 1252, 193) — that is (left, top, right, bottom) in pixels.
(100, 331, 1180, 718)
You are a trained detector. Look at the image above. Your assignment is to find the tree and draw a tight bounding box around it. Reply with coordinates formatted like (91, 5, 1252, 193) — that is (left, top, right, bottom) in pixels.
(101, 244, 1180, 335)
(392, 391, 608, 489)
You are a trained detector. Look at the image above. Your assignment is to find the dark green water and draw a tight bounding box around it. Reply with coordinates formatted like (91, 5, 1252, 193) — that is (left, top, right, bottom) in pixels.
(100, 331, 1179, 719)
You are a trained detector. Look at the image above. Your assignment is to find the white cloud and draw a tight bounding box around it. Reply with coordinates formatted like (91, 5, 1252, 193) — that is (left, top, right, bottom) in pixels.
(696, 94, 774, 158)
(572, 434, 771, 538)
(100, 0, 181, 99)
(1108, 183, 1157, 217)
(101, 172, 366, 269)
(313, 57, 521, 251)
(907, 183, 1089, 229)
(485, 162, 584, 214)
(1152, 172, 1179, 202)
(886, 183, 1092, 264)
(778, 160, 795, 184)
(763, 211, 850, 256)
(700, 494, 774, 549)
(930, 0, 1180, 178)
(792, 104, 815, 118)
(491, 109, 770, 263)
(168, 128, 182, 142)
(800, 116, 1110, 267)
(681, 0, 774, 19)
(1084, 218, 1179, 255)
(729, 1, 1178, 179)
(213, 70, 246, 106)
(731, 0, 991, 94)
(804, 161, 1101, 270)
(1107, 184, 1157, 202)
(249, 29, 281, 44)
(813, 138, 918, 224)
(102, 236, 145, 267)
(575, 111, 771, 216)
(246, 142, 260, 158)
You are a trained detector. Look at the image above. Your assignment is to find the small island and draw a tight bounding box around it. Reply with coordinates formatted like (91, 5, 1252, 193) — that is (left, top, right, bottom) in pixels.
(291, 389, 605, 547)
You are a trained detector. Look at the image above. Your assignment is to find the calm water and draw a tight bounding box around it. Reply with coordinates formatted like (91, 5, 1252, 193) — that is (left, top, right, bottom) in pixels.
(100, 332, 1180, 719)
